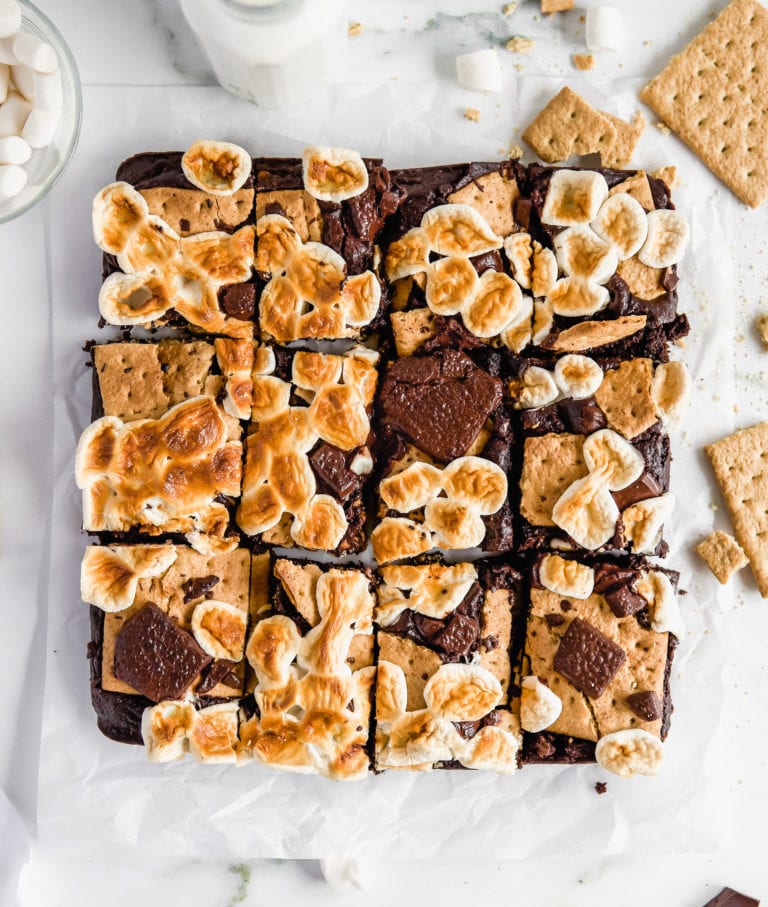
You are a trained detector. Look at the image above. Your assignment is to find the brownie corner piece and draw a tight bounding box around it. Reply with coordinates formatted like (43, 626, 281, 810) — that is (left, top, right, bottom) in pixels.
(374, 557, 522, 773)
(239, 556, 376, 780)
(237, 344, 379, 555)
(520, 553, 680, 768)
(371, 348, 514, 565)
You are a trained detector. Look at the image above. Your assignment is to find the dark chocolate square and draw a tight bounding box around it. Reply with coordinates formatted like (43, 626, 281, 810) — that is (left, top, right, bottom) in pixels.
(701, 889, 760, 907)
(113, 602, 211, 702)
(553, 617, 627, 699)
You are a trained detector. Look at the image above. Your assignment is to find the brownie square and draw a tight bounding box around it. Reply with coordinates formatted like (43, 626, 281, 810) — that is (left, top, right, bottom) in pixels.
(82, 543, 253, 744)
(512, 355, 673, 556)
(254, 156, 398, 342)
(371, 348, 514, 564)
(99, 152, 257, 337)
(520, 554, 678, 764)
(238, 556, 376, 781)
(79, 340, 247, 545)
(236, 344, 379, 555)
(374, 558, 522, 773)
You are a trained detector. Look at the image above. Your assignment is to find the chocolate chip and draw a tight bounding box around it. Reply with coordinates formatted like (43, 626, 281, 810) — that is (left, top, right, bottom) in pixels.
(113, 603, 211, 702)
(545, 613, 566, 628)
(560, 600, 573, 611)
(219, 283, 255, 320)
(481, 634, 499, 651)
(626, 690, 662, 721)
(182, 574, 220, 604)
(553, 618, 627, 699)
(604, 585, 647, 618)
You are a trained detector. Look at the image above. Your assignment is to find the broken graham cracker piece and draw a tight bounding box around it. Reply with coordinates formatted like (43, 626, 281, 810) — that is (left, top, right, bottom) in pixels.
(755, 313, 768, 348)
(542, 0, 574, 11)
(572, 53, 595, 72)
(640, 0, 768, 208)
(705, 422, 768, 596)
(696, 531, 749, 585)
(601, 111, 646, 169)
(523, 87, 618, 163)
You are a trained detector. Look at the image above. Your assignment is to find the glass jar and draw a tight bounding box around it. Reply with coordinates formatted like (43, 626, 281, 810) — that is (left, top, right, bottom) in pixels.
(179, 0, 348, 109)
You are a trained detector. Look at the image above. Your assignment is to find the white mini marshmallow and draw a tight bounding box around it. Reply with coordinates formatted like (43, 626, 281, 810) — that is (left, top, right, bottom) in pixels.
(10, 61, 33, 99)
(33, 67, 61, 109)
(0, 61, 8, 102)
(586, 6, 623, 53)
(12, 31, 57, 73)
(21, 106, 58, 148)
(456, 49, 503, 93)
(0, 36, 17, 65)
(0, 89, 30, 137)
(0, 0, 21, 40)
(0, 162, 27, 199)
(0, 134, 29, 164)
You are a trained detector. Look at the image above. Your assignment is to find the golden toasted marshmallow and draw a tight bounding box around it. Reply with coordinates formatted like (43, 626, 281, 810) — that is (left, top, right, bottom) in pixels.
(379, 462, 443, 512)
(181, 140, 252, 196)
(142, 700, 195, 763)
(426, 255, 479, 316)
(302, 145, 369, 202)
(442, 456, 507, 515)
(371, 517, 432, 564)
(385, 228, 431, 281)
(421, 204, 503, 257)
(191, 599, 247, 660)
(80, 544, 177, 613)
(424, 498, 487, 550)
(188, 702, 239, 764)
(462, 270, 524, 338)
(582, 428, 645, 491)
(423, 663, 503, 722)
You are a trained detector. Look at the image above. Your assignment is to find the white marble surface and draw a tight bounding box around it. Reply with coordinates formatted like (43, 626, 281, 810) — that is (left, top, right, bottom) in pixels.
(1, 0, 767, 903)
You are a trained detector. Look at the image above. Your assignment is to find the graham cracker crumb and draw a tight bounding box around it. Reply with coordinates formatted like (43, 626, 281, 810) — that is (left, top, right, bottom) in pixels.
(348, 21, 364, 36)
(502, 2, 518, 14)
(464, 107, 482, 123)
(572, 53, 595, 71)
(506, 36, 535, 53)
(756, 313, 768, 348)
(541, 0, 574, 11)
(651, 165, 680, 190)
(655, 121, 671, 136)
(507, 143, 524, 160)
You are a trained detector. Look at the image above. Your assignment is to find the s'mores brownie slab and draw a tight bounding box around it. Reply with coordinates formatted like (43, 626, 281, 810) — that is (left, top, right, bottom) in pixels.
(520, 554, 681, 775)
(374, 559, 522, 773)
(510, 354, 689, 554)
(77, 339, 248, 551)
(371, 348, 514, 564)
(518, 165, 690, 356)
(382, 161, 538, 357)
(82, 543, 252, 758)
(238, 556, 376, 780)
(254, 147, 400, 342)
(237, 345, 379, 555)
(95, 141, 257, 338)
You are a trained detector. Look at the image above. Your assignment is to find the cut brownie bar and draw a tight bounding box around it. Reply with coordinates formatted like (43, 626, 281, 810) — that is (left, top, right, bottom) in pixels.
(82, 543, 252, 749)
(237, 345, 378, 555)
(520, 554, 680, 771)
(511, 354, 687, 555)
(78, 340, 248, 550)
(95, 147, 256, 338)
(371, 348, 514, 564)
(254, 150, 400, 342)
(375, 559, 522, 772)
(238, 556, 376, 780)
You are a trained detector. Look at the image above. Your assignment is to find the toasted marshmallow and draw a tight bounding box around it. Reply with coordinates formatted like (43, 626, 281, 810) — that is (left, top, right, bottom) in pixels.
(425, 498, 487, 549)
(541, 169, 609, 226)
(582, 428, 645, 491)
(531, 242, 558, 297)
(426, 255, 478, 315)
(538, 554, 595, 599)
(462, 269, 524, 337)
(595, 729, 663, 777)
(385, 227, 430, 281)
(380, 461, 443, 512)
(520, 676, 563, 732)
(191, 599, 247, 661)
(591, 192, 648, 260)
(585, 6, 624, 53)
(554, 225, 618, 283)
(188, 702, 239, 764)
(652, 360, 690, 429)
(442, 456, 508, 514)
(549, 277, 609, 317)
(553, 354, 603, 399)
(181, 140, 252, 196)
(636, 570, 684, 639)
(349, 447, 373, 475)
(455, 48, 503, 93)
(422, 203, 503, 257)
(504, 232, 533, 288)
(142, 700, 195, 763)
(302, 145, 368, 202)
(639, 209, 690, 268)
(515, 365, 560, 409)
(552, 471, 619, 550)
(423, 663, 503, 722)
(622, 493, 675, 554)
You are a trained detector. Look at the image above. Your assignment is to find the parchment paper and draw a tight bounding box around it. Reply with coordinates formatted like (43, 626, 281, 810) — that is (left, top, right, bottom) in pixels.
(37, 79, 735, 860)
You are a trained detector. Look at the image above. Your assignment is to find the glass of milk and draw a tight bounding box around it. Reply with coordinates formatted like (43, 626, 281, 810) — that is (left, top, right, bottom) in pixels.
(179, 0, 349, 109)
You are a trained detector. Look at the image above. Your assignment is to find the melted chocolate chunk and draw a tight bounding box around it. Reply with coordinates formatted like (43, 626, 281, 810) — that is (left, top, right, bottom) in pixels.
(559, 397, 607, 435)
(378, 349, 502, 463)
(433, 613, 480, 658)
(593, 563, 639, 595)
(702, 890, 760, 907)
(219, 283, 256, 320)
(182, 574, 220, 604)
(309, 443, 361, 502)
(482, 503, 514, 552)
(470, 249, 504, 275)
(604, 585, 647, 618)
(612, 471, 663, 511)
(626, 690, 662, 721)
(553, 618, 626, 699)
(113, 603, 211, 702)
(423, 315, 486, 353)
(196, 659, 241, 695)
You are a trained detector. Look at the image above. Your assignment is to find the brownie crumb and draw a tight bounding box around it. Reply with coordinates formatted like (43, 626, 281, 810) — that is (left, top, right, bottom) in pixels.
(594, 781, 608, 795)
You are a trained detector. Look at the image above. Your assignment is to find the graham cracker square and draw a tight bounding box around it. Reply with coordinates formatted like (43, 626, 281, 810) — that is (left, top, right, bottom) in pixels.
(705, 422, 768, 596)
(696, 530, 749, 584)
(640, 0, 768, 208)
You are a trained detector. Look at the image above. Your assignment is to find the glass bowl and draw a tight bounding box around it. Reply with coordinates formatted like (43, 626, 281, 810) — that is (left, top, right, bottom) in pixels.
(0, 0, 82, 224)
